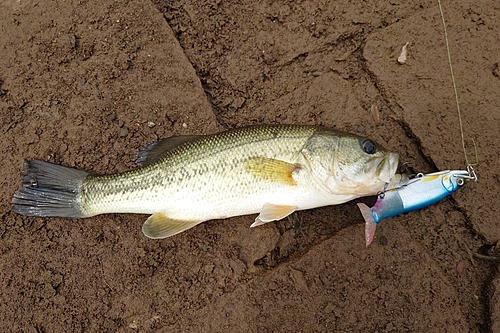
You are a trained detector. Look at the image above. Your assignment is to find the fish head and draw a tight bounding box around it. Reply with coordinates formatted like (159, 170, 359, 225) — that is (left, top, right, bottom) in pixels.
(302, 130, 401, 198)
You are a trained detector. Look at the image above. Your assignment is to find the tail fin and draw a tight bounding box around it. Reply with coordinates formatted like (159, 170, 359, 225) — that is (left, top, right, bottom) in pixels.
(356, 203, 377, 247)
(11, 160, 89, 218)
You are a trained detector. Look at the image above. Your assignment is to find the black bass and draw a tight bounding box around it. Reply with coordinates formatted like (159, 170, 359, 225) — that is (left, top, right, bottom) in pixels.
(11, 125, 407, 239)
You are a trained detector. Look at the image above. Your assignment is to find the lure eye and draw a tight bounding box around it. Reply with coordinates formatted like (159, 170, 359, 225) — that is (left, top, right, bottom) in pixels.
(361, 139, 376, 154)
(457, 178, 464, 186)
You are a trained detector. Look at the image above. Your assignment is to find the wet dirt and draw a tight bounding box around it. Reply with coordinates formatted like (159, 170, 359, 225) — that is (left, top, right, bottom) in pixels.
(1, 0, 499, 332)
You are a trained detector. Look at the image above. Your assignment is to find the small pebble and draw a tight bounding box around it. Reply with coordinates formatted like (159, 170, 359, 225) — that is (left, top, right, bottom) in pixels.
(69, 35, 77, 48)
(229, 259, 245, 275)
(379, 235, 388, 246)
(59, 143, 67, 153)
(118, 126, 129, 137)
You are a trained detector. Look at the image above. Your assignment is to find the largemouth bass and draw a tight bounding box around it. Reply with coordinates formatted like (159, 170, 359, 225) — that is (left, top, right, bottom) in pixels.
(11, 125, 407, 239)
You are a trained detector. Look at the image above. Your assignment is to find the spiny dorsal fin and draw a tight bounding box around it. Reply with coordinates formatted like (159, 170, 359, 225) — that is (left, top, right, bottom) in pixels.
(142, 212, 203, 239)
(244, 157, 301, 185)
(136, 135, 202, 166)
(251, 203, 298, 227)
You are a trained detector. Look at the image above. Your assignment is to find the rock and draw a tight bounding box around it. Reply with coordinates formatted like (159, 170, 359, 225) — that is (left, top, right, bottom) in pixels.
(229, 259, 246, 275)
(118, 126, 129, 137)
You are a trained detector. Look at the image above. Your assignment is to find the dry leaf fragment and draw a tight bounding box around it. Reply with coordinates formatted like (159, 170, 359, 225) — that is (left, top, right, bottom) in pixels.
(370, 104, 380, 125)
(397, 42, 409, 64)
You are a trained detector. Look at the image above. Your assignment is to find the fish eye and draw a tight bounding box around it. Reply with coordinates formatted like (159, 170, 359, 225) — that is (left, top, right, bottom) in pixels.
(361, 139, 376, 154)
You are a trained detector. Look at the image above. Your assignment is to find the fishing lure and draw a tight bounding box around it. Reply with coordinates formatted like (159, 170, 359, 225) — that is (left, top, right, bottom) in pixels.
(358, 169, 476, 246)
(356, 1, 479, 247)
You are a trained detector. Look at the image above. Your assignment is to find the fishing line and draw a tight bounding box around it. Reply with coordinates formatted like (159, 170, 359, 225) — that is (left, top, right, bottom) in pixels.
(436, 0, 478, 180)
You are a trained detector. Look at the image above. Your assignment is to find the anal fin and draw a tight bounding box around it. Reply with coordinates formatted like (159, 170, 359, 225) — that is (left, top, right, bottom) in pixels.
(251, 203, 298, 227)
(142, 213, 202, 239)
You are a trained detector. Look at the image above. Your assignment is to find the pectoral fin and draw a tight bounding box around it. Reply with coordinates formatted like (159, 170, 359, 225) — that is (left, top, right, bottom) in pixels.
(244, 157, 301, 185)
(251, 203, 298, 227)
(142, 213, 202, 239)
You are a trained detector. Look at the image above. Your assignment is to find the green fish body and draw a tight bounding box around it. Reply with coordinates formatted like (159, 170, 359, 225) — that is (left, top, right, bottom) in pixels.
(12, 125, 406, 238)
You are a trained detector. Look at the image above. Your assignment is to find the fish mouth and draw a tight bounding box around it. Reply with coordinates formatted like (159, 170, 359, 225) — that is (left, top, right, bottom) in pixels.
(366, 152, 399, 183)
(385, 173, 410, 190)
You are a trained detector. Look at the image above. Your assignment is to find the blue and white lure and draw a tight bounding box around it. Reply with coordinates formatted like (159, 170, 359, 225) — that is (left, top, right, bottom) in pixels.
(357, 168, 476, 246)
(356, 1, 480, 246)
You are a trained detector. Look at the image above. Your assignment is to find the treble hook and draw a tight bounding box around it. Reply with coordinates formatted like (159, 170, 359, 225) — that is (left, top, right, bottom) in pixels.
(467, 165, 477, 182)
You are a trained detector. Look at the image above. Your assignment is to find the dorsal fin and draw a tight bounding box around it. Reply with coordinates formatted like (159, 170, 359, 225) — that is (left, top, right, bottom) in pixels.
(136, 135, 202, 166)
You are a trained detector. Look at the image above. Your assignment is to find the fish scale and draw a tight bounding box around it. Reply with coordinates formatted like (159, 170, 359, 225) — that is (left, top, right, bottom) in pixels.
(80, 125, 317, 216)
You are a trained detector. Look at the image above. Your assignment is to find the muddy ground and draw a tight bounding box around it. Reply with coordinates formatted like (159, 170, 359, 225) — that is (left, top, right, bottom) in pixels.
(1, 0, 500, 332)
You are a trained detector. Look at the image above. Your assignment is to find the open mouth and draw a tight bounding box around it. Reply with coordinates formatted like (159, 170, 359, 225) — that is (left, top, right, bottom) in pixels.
(370, 152, 399, 183)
